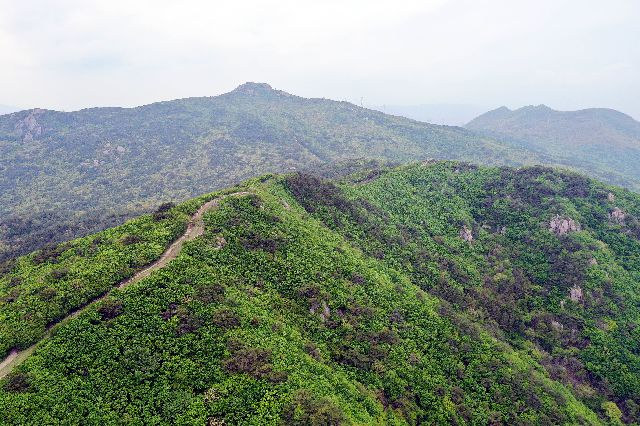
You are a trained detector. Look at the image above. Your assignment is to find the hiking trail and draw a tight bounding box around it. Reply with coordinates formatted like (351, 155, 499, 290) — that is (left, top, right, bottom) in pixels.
(0, 192, 250, 379)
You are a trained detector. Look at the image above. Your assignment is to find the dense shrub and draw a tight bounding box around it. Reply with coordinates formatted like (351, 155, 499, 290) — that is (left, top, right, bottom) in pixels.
(282, 389, 346, 425)
(97, 299, 123, 320)
(152, 202, 176, 221)
(223, 343, 287, 383)
(2, 164, 639, 424)
(3, 372, 33, 393)
(196, 284, 226, 304)
(120, 234, 143, 245)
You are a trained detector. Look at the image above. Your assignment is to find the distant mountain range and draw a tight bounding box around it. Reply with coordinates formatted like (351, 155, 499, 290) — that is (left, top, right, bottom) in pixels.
(466, 105, 640, 191)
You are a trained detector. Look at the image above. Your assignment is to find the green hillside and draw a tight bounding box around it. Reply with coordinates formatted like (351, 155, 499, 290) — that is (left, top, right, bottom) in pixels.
(1, 162, 639, 424)
(0, 82, 536, 262)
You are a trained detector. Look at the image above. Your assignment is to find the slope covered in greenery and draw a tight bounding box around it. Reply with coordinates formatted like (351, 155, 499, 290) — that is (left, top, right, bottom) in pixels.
(0, 82, 534, 262)
(1, 162, 639, 424)
(466, 105, 640, 192)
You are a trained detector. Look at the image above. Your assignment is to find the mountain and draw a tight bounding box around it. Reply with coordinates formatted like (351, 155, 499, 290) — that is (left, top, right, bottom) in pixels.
(466, 105, 640, 191)
(1, 162, 639, 424)
(373, 104, 488, 126)
(0, 83, 531, 262)
(3, 86, 640, 263)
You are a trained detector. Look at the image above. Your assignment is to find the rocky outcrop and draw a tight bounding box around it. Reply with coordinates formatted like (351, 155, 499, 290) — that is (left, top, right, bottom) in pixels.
(232, 82, 274, 95)
(213, 236, 226, 250)
(459, 225, 473, 242)
(101, 143, 127, 155)
(310, 300, 331, 322)
(609, 208, 626, 225)
(569, 285, 583, 302)
(14, 109, 44, 142)
(549, 215, 580, 235)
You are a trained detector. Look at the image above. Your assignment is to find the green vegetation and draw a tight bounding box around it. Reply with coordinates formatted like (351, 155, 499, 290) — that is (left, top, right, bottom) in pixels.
(0, 193, 224, 357)
(4, 83, 637, 262)
(1, 162, 639, 424)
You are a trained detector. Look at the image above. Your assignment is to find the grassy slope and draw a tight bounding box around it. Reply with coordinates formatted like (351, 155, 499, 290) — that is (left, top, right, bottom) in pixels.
(1, 162, 639, 424)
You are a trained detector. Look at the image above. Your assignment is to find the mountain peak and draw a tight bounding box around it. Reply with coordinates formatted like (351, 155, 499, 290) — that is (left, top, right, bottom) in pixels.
(489, 106, 512, 115)
(521, 104, 553, 111)
(231, 82, 274, 95)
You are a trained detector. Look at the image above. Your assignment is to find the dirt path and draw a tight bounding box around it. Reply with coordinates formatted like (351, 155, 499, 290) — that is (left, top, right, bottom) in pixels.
(0, 191, 250, 380)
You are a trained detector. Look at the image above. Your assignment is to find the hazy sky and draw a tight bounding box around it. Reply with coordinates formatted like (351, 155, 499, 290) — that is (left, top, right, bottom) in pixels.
(1, 0, 639, 118)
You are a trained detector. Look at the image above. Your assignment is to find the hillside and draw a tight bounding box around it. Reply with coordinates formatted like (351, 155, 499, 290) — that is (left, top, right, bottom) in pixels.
(466, 105, 640, 191)
(0, 83, 538, 262)
(1, 162, 639, 424)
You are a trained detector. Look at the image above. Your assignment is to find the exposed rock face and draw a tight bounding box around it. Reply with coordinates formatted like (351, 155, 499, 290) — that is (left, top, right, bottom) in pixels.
(460, 225, 473, 242)
(14, 109, 44, 142)
(609, 208, 626, 225)
(232, 82, 274, 95)
(320, 301, 331, 322)
(309, 300, 331, 322)
(570, 285, 583, 302)
(214, 236, 226, 250)
(549, 215, 580, 235)
(100, 144, 127, 155)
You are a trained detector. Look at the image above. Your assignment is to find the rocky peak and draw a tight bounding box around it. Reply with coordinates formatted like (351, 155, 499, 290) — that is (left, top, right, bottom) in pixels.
(232, 82, 274, 95)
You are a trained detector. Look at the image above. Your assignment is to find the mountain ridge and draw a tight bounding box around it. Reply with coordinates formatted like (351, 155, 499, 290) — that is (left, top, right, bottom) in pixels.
(0, 83, 533, 262)
(2, 84, 640, 263)
(1, 161, 639, 424)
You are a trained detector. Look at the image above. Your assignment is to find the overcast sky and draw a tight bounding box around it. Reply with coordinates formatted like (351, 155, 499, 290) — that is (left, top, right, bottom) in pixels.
(1, 0, 639, 118)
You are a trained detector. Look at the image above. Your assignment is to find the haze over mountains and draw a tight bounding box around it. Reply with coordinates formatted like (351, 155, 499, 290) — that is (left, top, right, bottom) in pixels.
(1, 83, 639, 264)
(372, 104, 488, 126)
(2, 0, 639, 424)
